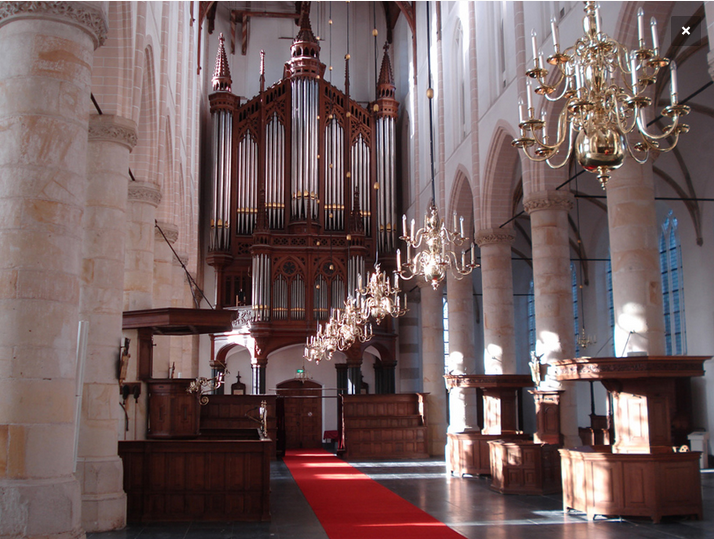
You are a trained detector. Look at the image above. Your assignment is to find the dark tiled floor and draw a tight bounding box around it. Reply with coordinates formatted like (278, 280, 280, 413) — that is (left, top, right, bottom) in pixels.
(88, 460, 714, 539)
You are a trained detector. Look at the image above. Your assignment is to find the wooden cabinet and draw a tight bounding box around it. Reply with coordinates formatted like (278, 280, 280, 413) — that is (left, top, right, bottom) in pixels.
(147, 379, 199, 438)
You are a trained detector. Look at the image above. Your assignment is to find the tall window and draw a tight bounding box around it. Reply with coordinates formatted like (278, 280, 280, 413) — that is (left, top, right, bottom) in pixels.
(571, 263, 580, 357)
(454, 21, 466, 143)
(606, 259, 615, 355)
(660, 212, 686, 354)
(443, 296, 450, 365)
(527, 280, 536, 353)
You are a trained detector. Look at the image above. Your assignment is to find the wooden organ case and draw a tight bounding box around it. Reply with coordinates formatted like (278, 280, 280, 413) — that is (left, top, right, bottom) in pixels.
(206, 5, 399, 391)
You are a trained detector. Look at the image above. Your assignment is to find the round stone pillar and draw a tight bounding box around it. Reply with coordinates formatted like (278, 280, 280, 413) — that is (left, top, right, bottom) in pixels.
(606, 160, 665, 356)
(123, 181, 161, 311)
(0, 3, 106, 538)
(524, 190, 579, 448)
(475, 228, 517, 374)
(445, 275, 478, 432)
(418, 280, 447, 456)
(76, 114, 137, 532)
(153, 221, 178, 378)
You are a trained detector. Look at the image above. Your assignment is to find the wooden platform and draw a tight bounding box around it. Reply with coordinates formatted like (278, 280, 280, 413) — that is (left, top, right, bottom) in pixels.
(340, 393, 429, 459)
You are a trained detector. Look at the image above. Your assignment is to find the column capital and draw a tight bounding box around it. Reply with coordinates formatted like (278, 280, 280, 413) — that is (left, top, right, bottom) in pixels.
(128, 181, 161, 207)
(523, 190, 573, 214)
(0, 1, 108, 49)
(173, 251, 189, 268)
(89, 114, 138, 150)
(155, 221, 179, 244)
(475, 228, 515, 247)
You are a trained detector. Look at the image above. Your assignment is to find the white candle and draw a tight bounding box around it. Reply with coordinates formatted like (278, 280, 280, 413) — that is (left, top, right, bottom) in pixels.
(526, 79, 533, 113)
(397, 248, 401, 268)
(410, 218, 415, 239)
(531, 29, 539, 67)
(594, 3, 601, 35)
(459, 216, 464, 238)
(471, 244, 475, 265)
(670, 61, 678, 103)
(453, 211, 458, 232)
(461, 250, 466, 268)
(630, 55, 638, 90)
(650, 17, 659, 54)
(402, 214, 407, 237)
(637, 8, 644, 46)
(518, 98, 525, 123)
(550, 16, 559, 52)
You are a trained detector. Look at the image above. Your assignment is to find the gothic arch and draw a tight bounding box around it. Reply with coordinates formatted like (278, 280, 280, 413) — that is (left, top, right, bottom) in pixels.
(130, 45, 159, 185)
(481, 120, 521, 229)
(448, 167, 474, 238)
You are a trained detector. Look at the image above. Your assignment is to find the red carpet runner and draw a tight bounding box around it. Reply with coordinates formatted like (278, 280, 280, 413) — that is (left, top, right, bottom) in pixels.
(283, 449, 467, 539)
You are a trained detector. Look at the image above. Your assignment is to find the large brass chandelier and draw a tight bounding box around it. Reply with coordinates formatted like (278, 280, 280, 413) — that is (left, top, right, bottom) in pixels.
(304, 296, 373, 364)
(398, 206, 477, 290)
(397, 2, 478, 290)
(357, 264, 407, 323)
(512, 2, 689, 188)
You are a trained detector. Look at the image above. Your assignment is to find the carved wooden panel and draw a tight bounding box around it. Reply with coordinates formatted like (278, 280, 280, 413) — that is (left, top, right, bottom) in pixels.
(342, 394, 428, 459)
(447, 432, 531, 476)
(119, 439, 271, 522)
(147, 379, 199, 439)
(488, 440, 561, 495)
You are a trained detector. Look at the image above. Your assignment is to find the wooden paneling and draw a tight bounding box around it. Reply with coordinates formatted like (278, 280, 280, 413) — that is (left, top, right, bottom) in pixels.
(277, 380, 323, 450)
(147, 380, 199, 438)
(119, 439, 271, 522)
(199, 395, 279, 457)
(341, 394, 428, 459)
(488, 440, 561, 495)
(447, 432, 531, 476)
(559, 447, 703, 522)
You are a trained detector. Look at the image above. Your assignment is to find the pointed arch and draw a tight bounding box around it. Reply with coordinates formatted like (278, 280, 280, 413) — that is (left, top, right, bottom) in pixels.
(481, 121, 521, 229)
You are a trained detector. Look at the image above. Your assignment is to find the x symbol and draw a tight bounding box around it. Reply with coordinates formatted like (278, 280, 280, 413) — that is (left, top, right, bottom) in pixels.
(682, 26, 691, 35)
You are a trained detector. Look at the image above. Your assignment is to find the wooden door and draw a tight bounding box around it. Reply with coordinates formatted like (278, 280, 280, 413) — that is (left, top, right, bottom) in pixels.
(277, 379, 322, 449)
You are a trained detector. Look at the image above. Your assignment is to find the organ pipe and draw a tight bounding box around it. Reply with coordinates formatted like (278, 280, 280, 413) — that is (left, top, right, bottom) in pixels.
(352, 136, 371, 235)
(210, 109, 233, 251)
(376, 116, 396, 251)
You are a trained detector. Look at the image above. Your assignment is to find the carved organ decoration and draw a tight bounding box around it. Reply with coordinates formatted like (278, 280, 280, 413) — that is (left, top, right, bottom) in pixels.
(206, 3, 399, 353)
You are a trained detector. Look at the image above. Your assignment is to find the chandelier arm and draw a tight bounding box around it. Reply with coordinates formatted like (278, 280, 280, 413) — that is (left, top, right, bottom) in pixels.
(626, 140, 650, 164)
(635, 112, 682, 142)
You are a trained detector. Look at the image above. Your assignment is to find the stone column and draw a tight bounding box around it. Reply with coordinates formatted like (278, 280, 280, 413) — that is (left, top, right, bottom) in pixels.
(122, 181, 160, 440)
(475, 228, 516, 374)
(153, 221, 178, 378)
(606, 161, 665, 356)
(523, 190, 579, 448)
(123, 181, 161, 311)
(171, 251, 190, 378)
(419, 281, 447, 456)
(445, 275, 478, 432)
(397, 288, 421, 393)
(344, 346, 363, 395)
(76, 114, 137, 532)
(0, 3, 106, 538)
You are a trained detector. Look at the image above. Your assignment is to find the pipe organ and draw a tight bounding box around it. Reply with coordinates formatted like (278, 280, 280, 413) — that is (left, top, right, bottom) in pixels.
(206, 5, 399, 357)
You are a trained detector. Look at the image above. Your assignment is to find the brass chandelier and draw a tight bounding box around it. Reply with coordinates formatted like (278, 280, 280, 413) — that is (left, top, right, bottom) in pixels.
(397, 2, 478, 290)
(357, 264, 407, 324)
(304, 296, 374, 364)
(512, 2, 689, 188)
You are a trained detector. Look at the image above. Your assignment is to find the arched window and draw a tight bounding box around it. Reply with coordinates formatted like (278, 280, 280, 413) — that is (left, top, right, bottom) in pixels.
(660, 212, 686, 354)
